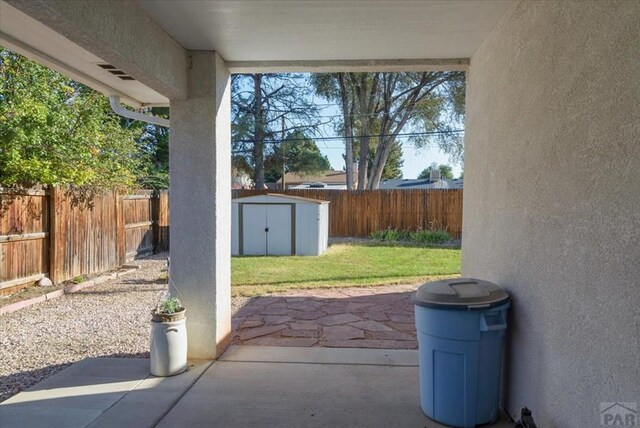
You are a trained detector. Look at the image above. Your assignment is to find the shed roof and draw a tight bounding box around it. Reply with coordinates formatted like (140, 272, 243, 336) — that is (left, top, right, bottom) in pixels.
(232, 193, 329, 205)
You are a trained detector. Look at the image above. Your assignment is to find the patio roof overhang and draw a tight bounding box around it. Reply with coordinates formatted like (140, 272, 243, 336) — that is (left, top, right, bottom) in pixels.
(0, 0, 512, 107)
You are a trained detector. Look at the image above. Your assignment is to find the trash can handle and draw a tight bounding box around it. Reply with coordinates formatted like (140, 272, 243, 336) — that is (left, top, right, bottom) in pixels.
(480, 311, 507, 331)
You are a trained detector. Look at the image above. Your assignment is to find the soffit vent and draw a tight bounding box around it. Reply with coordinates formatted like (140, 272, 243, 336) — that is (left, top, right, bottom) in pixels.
(97, 63, 136, 81)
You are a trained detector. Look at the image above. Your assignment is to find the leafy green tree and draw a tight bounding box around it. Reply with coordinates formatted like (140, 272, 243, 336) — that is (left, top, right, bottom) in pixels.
(418, 163, 454, 180)
(264, 130, 331, 183)
(127, 107, 170, 189)
(367, 140, 403, 180)
(0, 48, 145, 203)
(312, 72, 464, 189)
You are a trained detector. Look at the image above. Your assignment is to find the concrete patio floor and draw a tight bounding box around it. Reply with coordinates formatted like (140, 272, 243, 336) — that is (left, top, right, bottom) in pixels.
(0, 346, 513, 428)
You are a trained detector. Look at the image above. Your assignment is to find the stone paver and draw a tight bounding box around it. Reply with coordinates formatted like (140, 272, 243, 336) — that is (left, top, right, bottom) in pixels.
(350, 320, 393, 332)
(324, 325, 366, 340)
(232, 285, 422, 350)
(263, 315, 292, 325)
(316, 313, 362, 326)
(281, 329, 319, 338)
(289, 321, 319, 330)
(241, 319, 264, 328)
(388, 314, 415, 323)
(239, 325, 286, 341)
(388, 322, 415, 331)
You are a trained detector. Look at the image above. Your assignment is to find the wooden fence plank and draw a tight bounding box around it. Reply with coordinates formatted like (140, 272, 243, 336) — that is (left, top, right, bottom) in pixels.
(115, 190, 126, 265)
(156, 191, 170, 252)
(0, 191, 50, 294)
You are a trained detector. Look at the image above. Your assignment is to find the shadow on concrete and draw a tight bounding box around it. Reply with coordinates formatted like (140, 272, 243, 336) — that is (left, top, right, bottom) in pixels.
(0, 352, 148, 403)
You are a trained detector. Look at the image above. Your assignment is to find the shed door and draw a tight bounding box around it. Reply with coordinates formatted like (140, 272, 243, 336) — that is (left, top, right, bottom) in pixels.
(265, 205, 292, 255)
(241, 204, 293, 256)
(242, 204, 267, 255)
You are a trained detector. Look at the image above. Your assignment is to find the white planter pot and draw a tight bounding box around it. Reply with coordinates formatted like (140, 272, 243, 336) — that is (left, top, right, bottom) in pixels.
(150, 310, 187, 376)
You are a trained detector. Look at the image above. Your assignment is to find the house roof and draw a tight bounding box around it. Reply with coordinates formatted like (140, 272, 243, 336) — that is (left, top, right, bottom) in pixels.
(232, 193, 329, 205)
(379, 178, 463, 190)
(279, 170, 358, 186)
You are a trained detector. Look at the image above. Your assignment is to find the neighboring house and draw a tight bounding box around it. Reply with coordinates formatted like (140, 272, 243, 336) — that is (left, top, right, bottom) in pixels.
(278, 169, 358, 190)
(379, 178, 463, 190)
(289, 182, 347, 190)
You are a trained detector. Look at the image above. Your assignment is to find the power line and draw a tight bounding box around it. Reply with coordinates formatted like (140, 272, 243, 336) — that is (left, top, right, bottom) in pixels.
(234, 129, 463, 145)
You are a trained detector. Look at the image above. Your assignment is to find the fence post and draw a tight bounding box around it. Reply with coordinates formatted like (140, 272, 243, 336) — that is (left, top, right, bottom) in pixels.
(115, 191, 125, 265)
(48, 187, 60, 284)
(157, 191, 169, 252)
(152, 191, 159, 253)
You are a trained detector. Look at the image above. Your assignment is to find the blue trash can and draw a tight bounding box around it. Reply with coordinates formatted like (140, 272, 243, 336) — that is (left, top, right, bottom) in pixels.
(413, 278, 510, 427)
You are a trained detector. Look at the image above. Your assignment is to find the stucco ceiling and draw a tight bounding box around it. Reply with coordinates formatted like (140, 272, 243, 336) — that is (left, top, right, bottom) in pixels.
(137, 0, 513, 62)
(0, 0, 512, 106)
(0, 1, 169, 107)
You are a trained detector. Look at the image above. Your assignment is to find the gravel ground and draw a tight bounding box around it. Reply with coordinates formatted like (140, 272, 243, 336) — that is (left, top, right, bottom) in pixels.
(0, 253, 249, 403)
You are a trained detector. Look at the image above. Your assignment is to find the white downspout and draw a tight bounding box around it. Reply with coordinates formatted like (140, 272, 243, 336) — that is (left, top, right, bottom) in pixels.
(109, 96, 170, 128)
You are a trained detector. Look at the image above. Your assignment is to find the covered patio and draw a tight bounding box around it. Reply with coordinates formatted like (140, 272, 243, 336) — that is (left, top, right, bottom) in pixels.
(1, 1, 638, 427)
(0, 346, 512, 427)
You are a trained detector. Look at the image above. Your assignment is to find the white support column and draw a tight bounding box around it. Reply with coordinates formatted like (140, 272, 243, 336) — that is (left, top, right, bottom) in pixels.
(169, 52, 231, 359)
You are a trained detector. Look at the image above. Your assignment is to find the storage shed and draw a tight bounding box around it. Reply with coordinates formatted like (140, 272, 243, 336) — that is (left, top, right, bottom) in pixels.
(232, 194, 330, 256)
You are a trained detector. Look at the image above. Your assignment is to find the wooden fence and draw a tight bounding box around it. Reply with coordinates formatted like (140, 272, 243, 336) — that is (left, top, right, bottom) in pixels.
(1, 188, 461, 295)
(232, 189, 463, 239)
(0, 188, 169, 295)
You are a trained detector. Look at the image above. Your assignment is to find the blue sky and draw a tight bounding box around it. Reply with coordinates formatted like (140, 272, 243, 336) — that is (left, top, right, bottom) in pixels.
(317, 139, 463, 179)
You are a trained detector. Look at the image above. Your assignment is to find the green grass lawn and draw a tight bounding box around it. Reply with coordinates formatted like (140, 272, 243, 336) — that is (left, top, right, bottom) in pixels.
(231, 243, 461, 296)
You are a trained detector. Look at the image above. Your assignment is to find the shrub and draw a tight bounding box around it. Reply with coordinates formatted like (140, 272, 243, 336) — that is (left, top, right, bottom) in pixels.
(371, 225, 452, 246)
(370, 229, 385, 240)
(410, 229, 452, 245)
(370, 227, 402, 241)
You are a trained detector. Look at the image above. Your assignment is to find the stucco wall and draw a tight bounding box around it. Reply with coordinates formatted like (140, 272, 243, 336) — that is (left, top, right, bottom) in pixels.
(463, 1, 640, 425)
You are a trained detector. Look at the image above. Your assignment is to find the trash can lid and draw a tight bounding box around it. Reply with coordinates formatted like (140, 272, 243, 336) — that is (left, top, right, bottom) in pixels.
(413, 278, 509, 310)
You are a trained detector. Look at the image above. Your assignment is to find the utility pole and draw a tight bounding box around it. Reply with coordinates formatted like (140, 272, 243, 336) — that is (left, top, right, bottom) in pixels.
(281, 116, 286, 190)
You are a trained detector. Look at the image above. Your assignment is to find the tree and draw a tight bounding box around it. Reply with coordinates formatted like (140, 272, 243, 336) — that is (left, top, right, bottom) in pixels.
(264, 130, 331, 183)
(367, 140, 403, 180)
(313, 71, 464, 189)
(232, 74, 322, 189)
(418, 163, 454, 180)
(0, 48, 145, 205)
(127, 107, 170, 190)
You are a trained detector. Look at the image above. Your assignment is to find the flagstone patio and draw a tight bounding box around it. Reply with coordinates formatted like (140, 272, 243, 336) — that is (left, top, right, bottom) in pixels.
(232, 285, 421, 349)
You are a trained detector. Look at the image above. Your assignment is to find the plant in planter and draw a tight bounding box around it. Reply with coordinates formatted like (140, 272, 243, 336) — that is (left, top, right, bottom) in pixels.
(150, 293, 187, 376)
